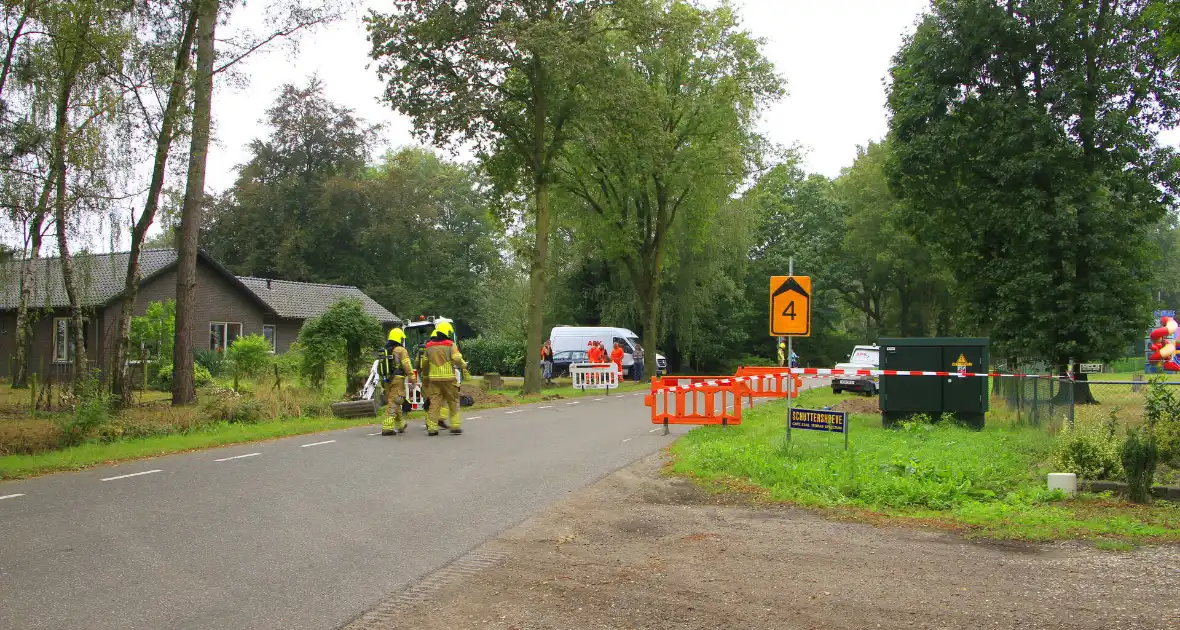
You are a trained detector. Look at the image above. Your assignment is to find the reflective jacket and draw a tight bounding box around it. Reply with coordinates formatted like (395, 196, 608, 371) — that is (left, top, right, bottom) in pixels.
(377, 345, 414, 379)
(420, 339, 468, 382)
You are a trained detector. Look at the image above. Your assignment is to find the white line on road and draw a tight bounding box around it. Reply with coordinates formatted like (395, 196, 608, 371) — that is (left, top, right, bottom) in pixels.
(300, 440, 336, 448)
(649, 428, 661, 433)
(622, 437, 632, 443)
(468, 416, 482, 420)
(214, 452, 261, 462)
(504, 410, 523, 415)
(565, 401, 580, 405)
(0, 493, 25, 500)
(367, 432, 382, 436)
(594, 398, 605, 401)
(633, 393, 644, 397)
(538, 405, 554, 409)
(101, 470, 162, 482)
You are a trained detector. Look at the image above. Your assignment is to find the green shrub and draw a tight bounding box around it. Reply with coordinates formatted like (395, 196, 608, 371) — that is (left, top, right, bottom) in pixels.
(462, 337, 525, 376)
(297, 300, 382, 392)
(1143, 378, 1180, 465)
(1051, 411, 1123, 481)
(57, 375, 110, 447)
(129, 299, 175, 362)
(1122, 428, 1159, 504)
(155, 363, 213, 390)
(194, 348, 226, 377)
(227, 334, 273, 390)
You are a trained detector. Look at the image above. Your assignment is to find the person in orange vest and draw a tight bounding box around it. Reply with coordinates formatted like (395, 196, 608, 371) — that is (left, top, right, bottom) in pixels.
(610, 341, 624, 379)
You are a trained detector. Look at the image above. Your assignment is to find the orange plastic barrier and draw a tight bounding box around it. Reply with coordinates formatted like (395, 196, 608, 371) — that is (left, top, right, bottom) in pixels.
(733, 366, 802, 407)
(644, 376, 746, 433)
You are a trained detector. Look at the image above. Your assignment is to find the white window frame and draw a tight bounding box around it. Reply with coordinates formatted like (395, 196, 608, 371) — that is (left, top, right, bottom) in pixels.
(262, 324, 277, 352)
(209, 322, 243, 351)
(52, 317, 89, 364)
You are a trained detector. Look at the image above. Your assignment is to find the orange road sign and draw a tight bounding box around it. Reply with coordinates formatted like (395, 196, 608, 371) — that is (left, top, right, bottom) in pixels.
(770, 275, 811, 337)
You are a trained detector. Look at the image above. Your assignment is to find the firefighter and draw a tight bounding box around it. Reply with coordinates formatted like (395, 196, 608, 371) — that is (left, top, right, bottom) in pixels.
(419, 320, 469, 435)
(378, 328, 416, 436)
(611, 341, 624, 379)
(777, 337, 786, 367)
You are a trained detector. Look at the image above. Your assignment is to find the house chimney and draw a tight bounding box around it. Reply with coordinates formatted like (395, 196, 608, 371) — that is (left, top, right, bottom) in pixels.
(266, 279, 272, 290)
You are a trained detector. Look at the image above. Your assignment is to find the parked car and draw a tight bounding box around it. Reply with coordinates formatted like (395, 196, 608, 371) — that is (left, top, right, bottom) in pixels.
(832, 344, 880, 396)
(551, 349, 588, 378)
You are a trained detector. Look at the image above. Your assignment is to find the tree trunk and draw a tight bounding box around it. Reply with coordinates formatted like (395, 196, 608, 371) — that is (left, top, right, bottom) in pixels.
(523, 178, 549, 395)
(642, 283, 660, 382)
(172, 0, 217, 406)
(11, 180, 51, 389)
(110, 8, 197, 407)
(51, 48, 86, 384)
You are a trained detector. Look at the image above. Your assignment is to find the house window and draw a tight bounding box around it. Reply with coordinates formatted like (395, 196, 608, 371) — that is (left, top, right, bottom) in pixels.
(52, 317, 89, 363)
(262, 325, 276, 352)
(209, 322, 243, 351)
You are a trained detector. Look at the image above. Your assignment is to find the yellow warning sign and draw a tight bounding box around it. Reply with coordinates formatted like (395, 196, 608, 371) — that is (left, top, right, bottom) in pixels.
(952, 354, 973, 368)
(769, 276, 811, 337)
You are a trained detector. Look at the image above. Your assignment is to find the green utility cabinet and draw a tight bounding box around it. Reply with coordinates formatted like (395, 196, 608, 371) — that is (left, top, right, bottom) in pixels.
(879, 337, 989, 429)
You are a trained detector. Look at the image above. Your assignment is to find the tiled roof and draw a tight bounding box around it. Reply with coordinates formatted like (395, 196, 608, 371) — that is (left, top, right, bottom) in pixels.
(0, 249, 178, 310)
(235, 277, 400, 324)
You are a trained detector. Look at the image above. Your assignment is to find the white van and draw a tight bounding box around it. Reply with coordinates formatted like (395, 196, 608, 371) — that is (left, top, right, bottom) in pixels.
(549, 326, 667, 377)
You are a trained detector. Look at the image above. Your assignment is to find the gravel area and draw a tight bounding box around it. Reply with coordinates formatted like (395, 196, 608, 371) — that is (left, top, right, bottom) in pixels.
(346, 452, 1180, 630)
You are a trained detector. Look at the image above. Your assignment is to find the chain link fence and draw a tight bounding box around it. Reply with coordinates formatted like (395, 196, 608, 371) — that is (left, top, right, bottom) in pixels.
(991, 374, 1180, 432)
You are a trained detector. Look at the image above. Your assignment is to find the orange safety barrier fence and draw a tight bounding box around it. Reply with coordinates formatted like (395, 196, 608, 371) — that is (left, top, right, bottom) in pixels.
(645, 376, 746, 434)
(732, 366, 803, 407)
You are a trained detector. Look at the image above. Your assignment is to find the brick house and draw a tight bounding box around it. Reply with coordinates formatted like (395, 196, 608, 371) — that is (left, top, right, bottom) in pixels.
(0, 249, 399, 379)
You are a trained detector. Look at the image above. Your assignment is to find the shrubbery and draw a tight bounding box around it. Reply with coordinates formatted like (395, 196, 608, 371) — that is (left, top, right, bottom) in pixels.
(1051, 411, 1123, 481)
(56, 374, 110, 447)
(155, 362, 214, 390)
(462, 337, 525, 376)
(227, 334, 273, 390)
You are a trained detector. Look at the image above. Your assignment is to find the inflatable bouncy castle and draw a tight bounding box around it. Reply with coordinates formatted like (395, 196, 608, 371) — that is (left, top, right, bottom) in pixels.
(1149, 316, 1180, 372)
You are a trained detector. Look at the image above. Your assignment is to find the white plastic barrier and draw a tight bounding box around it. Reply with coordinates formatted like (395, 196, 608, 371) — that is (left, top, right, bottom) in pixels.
(571, 363, 619, 391)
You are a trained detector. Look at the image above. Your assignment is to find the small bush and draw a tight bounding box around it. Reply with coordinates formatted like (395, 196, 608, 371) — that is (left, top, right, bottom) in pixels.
(1051, 411, 1123, 481)
(194, 348, 226, 377)
(463, 337, 525, 376)
(1122, 428, 1159, 503)
(155, 363, 213, 390)
(1144, 378, 1180, 465)
(227, 334, 273, 389)
(201, 388, 263, 424)
(57, 375, 111, 447)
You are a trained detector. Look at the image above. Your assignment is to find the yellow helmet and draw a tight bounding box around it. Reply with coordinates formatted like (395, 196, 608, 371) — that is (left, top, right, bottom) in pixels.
(432, 320, 455, 339)
(387, 328, 406, 344)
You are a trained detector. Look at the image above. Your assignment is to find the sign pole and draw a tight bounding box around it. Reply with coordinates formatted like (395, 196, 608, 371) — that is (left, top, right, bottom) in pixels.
(786, 257, 793, 443)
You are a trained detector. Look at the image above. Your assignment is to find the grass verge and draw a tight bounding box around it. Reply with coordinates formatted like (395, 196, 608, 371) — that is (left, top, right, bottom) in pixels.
(669, 388, 1180, 546)
(0, 416, 374, 480)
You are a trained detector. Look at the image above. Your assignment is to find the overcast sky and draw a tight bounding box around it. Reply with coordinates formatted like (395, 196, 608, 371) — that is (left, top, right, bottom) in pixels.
(206, 0, 936, 193)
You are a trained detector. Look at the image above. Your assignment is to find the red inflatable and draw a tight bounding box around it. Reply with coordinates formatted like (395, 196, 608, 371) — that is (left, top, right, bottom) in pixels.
(1151, 316, 1179, 372)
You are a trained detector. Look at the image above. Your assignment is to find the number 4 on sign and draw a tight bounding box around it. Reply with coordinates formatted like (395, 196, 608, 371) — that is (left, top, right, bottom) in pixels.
(770, 275, 811, 337)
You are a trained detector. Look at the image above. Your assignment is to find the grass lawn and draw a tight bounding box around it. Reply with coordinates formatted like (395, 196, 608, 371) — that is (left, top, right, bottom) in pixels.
(0, 416, 376, 480)
(670, 388, 1180, 545)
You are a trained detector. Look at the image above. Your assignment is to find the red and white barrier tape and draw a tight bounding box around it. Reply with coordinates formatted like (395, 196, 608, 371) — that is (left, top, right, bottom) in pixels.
(656, 369, 1072, 393)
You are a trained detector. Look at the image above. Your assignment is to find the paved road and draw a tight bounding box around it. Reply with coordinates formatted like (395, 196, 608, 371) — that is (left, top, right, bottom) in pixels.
(0, 391, 693, 630)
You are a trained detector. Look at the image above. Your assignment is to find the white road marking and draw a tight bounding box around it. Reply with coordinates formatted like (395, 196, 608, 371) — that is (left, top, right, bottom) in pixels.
(622, 437, 632, 443)
(367, 432, 382, 436)
(214, 452, 261, 462)
(101, 470, 162, 482)
(300, 440, 336, 448)
(565, 401, 580, 406)
(632, 393, 644, 397)
(0, 493, 25, 501)
(504, 410, 523, 415)
(649, 428, 661, 433)
(538, 405, 554, 409)
(468, 416, 482, 420)
(594, 398, 605, 402)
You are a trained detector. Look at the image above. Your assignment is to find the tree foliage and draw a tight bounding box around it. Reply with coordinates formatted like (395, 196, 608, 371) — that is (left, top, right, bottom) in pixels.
(886, 0, 1180, 368)
(295, 299, 383, 393)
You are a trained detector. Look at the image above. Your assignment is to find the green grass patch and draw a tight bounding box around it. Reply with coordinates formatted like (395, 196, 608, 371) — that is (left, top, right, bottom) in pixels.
(0, 416, 374, 480)
(670, 388, 1180, 544)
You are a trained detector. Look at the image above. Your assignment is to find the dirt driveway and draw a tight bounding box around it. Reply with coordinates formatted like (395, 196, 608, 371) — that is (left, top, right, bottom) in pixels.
(344, 452, 1180, 630)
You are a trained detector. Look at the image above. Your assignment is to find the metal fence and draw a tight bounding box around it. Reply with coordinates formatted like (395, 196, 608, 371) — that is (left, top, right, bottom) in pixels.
(992, 376, 1180, 431)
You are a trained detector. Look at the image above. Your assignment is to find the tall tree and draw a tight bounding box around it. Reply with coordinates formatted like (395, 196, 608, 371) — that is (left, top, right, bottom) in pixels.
(366, 0, 604, 394)
(556, 0, 782, 381)
(110, 1, 198, 405)
(172, 0, 217, 406)
(887, 0, 1180, 393)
